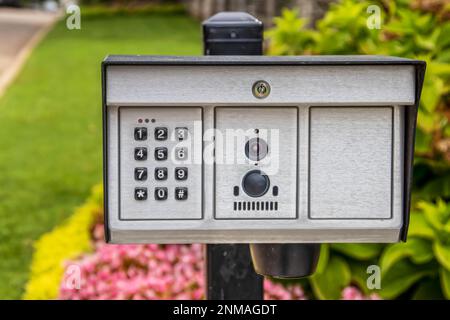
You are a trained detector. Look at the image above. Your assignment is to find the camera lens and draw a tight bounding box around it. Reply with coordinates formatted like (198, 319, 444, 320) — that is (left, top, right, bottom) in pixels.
(242, 170, 270, 198)
(245, 138, 268, 161)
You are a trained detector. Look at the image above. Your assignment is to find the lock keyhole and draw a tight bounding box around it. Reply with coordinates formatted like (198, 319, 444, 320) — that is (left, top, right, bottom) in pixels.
(252, 80, 270, 99)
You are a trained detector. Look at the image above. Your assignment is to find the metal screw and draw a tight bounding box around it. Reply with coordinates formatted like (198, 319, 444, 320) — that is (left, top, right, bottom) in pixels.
(252, 80, 270, 99)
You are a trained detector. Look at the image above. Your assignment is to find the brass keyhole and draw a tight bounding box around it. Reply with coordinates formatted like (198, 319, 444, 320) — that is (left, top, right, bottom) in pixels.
(252, 80, 270, 99)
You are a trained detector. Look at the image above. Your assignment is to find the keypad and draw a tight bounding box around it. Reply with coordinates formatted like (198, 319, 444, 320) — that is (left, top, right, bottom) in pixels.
(131, 126, 192, 204)
(120, 107, 201, 220)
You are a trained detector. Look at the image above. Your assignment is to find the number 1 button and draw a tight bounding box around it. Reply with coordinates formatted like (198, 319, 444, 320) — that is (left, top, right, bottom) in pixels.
(134, 127, 147, 141)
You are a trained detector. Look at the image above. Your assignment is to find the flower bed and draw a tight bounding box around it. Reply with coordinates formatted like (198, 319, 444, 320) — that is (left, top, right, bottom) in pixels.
(25, 184, 377, 300)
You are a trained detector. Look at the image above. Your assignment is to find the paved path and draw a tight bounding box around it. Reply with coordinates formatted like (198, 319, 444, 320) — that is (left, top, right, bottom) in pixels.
(0, 8, 59, 96)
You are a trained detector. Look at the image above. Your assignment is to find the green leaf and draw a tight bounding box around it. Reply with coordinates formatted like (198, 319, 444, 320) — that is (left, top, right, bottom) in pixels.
(310, 255, 351, 300)
(315, 244, 329, 274)
(433, 241, 450, 271)
(440, 267, 450, 299)
(420, 173, 450, 200)
(331, 243, 384, 260)
(381, 238, 434, 274)
(411, 278, 444, 300)
(414, 127, 433, 154)
(419, 200, 449, 232)
(379, 259, 435, 299)
(408, 212, 436, 240)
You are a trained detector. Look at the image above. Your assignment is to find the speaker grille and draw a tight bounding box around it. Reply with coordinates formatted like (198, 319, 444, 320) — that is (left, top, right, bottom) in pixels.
(233, 201, 278, 211)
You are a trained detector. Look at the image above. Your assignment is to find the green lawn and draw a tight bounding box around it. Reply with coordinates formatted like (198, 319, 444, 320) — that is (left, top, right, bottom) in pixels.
(0, 8, 201, 299)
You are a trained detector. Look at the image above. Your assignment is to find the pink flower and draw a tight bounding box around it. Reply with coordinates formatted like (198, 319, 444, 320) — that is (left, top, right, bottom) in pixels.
(341, 286, 381, 300)
(59, 223, 311, 300)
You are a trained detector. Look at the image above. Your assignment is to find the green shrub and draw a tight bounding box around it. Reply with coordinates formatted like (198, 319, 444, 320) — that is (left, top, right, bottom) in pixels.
(267, 0, 450, 299)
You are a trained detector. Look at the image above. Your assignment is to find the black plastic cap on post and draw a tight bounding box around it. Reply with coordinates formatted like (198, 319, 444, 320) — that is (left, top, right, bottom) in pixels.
(203, 12, 263, 55)
(250, 244, 321, 279)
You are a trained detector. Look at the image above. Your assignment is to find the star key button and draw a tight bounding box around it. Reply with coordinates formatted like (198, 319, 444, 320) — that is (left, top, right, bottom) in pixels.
(134, 187, 147, 200)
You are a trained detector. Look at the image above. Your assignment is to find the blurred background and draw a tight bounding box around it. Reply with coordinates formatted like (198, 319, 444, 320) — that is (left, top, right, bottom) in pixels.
(0, 0, 449, 300)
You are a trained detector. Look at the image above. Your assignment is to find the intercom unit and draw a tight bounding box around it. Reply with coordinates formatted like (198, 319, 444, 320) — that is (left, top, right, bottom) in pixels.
(102, 55, 425, 244)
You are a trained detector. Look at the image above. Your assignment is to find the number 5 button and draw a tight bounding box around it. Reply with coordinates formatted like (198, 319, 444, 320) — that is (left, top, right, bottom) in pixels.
(175, 167, 188, 180)
(154, 147, 168, 161)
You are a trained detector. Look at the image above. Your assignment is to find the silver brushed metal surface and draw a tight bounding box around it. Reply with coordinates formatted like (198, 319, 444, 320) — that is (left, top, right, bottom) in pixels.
(106, 65, 415, 106)
(309, 107, 393, 219)
(104, 63, 411, 243)
(119, 107, 203, 220)
(214, 107, 298, 219)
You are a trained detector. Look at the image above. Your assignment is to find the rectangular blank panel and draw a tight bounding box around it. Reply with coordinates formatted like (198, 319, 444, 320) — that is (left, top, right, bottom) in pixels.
(309, 107, 393, 219)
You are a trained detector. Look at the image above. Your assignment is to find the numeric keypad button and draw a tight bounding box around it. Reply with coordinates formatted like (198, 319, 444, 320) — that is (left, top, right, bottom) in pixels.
(134, 147, 147, 161)
(134, 167, 147, 181)
(154, 147, 168, 161)
(134, 127, 147, 141)
(175, 187, 188, 200)
(134, 187, 147, 200)
(175, 147, 188, 161)
(154, 127, 168, 141)
(154, 187, 168, 200)
(175, 167, 188, 181)
(175, 127, 188, 141)
(155, 167, 168, 181)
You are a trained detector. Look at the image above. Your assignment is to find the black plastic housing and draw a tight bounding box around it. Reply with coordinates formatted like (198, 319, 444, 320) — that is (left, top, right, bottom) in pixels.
(203, 12, 263, 55)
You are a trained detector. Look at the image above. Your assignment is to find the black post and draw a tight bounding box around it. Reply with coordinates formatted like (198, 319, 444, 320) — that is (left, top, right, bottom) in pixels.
(203, 12, 264, 300)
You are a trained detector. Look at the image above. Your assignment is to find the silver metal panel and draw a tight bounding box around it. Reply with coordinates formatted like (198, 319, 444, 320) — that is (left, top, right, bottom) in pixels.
(118, 107, 203, 220)
(106, 65, 415, 106)
(105, 63, 409, 243)
(309, 107, 393, 219)
(214, 107, 297, 219)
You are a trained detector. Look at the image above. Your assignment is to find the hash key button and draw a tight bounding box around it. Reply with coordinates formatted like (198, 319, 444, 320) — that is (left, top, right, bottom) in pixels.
(134, 187, 147, 200)
(175, 187, 188, 200)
